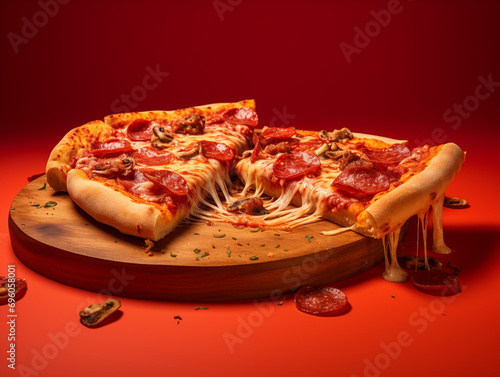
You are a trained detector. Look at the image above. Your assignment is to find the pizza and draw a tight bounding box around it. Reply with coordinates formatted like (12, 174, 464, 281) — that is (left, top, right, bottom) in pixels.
(45, 99, 465, 284)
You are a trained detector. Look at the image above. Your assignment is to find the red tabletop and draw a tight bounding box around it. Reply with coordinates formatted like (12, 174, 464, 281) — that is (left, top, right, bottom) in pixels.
(1, 1, 499, 376)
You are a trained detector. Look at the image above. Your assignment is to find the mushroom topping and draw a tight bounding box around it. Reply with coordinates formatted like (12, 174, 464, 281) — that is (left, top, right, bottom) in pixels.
(173, 113, 205, 135)
(318, 128, 353, 142)
(91, 156, 135, 178)
(151, 126, 174, 149)
(79, 297, 121, 327)
(173, 144, 201, 160)
(228, 197, 269, 216)
(263, 141, 292, 155)
(444, 196, 469, 209)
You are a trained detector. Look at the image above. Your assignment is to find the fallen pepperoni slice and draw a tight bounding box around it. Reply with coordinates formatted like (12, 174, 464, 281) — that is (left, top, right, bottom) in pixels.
(201, 141, 235, 161)
(143, 170, 189, 197)
(273, 152, 320, 180)
(91, 139, 133, 157)
(294, 285, 350, 316)
(363, 144, 411, 166)
(411, 270, 461, 296)
(127, 119, 154, 141)
(0, 276, 27, 306)
(223, 107, 259, 128)
(260, 127, 296, 143)
(133, 147, 174, 166)
(332, 166, 394, 197)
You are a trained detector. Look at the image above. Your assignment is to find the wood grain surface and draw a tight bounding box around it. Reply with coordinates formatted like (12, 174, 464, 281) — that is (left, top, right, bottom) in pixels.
(8, 176, 388, 301)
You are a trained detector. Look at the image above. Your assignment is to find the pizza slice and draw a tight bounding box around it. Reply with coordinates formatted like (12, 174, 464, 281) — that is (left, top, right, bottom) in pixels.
(230, 126, 465, 282)
(46, 100, 258, 240)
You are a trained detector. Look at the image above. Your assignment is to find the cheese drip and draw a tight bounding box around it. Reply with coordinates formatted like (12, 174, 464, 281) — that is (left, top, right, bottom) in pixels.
(381, 227, 408, 282)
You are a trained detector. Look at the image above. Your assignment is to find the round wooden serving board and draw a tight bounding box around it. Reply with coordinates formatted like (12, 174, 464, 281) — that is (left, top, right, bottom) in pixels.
(9, 176, 388, 301)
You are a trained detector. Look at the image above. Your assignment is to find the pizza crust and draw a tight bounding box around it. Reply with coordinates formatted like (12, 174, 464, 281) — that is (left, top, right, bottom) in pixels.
(354, 143, 465, 238)
(66, 170, 184, 241)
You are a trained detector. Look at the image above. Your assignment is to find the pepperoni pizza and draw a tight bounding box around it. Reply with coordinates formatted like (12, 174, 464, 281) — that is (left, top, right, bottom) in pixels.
(46, 99, 465, 283)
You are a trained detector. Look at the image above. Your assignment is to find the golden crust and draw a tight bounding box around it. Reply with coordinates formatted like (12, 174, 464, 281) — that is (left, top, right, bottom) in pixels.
(104, 99, 256, 127)
(355, 143, 465, 238)
(46, 120, 114, 192)
(67, 170, 185, 241)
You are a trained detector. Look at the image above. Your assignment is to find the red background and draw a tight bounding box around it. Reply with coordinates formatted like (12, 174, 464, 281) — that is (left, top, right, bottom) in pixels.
(1, 1, 499, 376)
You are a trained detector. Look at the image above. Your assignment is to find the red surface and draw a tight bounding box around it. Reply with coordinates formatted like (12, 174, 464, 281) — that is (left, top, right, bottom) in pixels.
(1, 1, 499, 376)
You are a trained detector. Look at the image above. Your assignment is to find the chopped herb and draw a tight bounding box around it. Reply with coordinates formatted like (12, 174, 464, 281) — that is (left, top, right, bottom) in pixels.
(170, 253, 177, 257)
(194, 307, 209, 310)
(260, 244, 265, 247)
(446, 262, 461, 276)
(193, 232, 200, 235)
(275, 245, 280, 248)
(274, 233, 280, 236)
(196, 257, 200, 261)
(232, 237, 237, 240)
(249, 256, 259, 261)
(200, 252, 209, 258)
(227, 249, 231, 257)
(31, 203, 40, 207)
(20, 223, 25, 226)
(213, 233, 226, 238)
(305, 235, 314, 243)
(284, 249, 288, 252)
(43, 201, 57, 208)
(10, 208, 15, 211)
(38, 183, 47, 190)
(194, 248, 201, 254)
(250, 228, 261, 233)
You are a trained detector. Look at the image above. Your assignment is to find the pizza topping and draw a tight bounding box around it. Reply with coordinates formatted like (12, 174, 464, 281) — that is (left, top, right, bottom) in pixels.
(222, 107, 259, 128)
(260, 127, 296, 144)
(174, 144, 201, 160)
(410, 270, 461, 296)
(363, 144, 411, 166)
(144, 169, 189, 197)
(79, 297, 122, 327)
(294, 285, 349, 316)
(263, 141, 292, 155)
(91, 156, 135, 178)
(127, 119, 154, 141)
(132, 147, 175, 166)
(318, 128, 353, 142)
(338, 151, 374, 170)
(325, 150, 347, 161)
(444, 196, 469, 209)
(273, 152, 321, 180)
(332, 166, 394, 197)
(152, 126, 174, 149)
(0, 276, 27, 305)
(201, 141, 235, 161)
(228, 197, 269, 216)
(173, 113, 205, 135)
(91, 139, 133, 157)
(397, 254, 442, 270)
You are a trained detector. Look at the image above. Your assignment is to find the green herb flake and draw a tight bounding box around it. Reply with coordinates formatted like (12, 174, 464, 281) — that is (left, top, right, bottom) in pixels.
(260, 244, 265, 247)
(227, 249, 231, 257)
(213, 233, 226, 238)
(305, 235, 314, 243)
(284, 249, 288, 252)
(10, 208, 15, 211)
(193, 232, 200, 235)
(250, 228, 261, 233)
(194, 307, 209, 310)
(200, 252, 209, 258)
(249, 256, 259, 261)
(194, 248, 202, 254)
(38, 183, 47, 191)
(232, 237, 237, 240)
(170, 253, 177, 258)
(31, 203, 40, 207)
(275, 245, 280, 248)
(43, 201, 57, 208)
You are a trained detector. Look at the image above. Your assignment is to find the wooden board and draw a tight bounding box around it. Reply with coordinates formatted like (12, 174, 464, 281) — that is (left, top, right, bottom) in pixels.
(9, 176, 388, 301)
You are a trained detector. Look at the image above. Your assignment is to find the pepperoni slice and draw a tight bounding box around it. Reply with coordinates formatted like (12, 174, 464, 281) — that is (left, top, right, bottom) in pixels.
(292, 139, 326, 153)
(127, 119, 154, 141)
(294, 285, 350, 316)
(260, 127, 296, 142)
(133, 147, 174, 166)
(223, 107, 259, 128)
(143, 170, 189, 197)
(91, 139, 133, 157)
(411, 270, 461, 296)
(332, 167, 394, 197)
(0, 276, 27, 305)
(201, 141, 235, 161)
(363, 144, 411, 166)
(273, 152, 321, 180)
